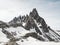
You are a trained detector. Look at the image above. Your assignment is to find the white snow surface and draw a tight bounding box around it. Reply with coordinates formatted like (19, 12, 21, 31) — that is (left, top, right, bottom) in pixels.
(0, 27, 60, 45)
(5, 27, 30, 38)
(17, 37, 60, 45)
(0, 28, 9, 42)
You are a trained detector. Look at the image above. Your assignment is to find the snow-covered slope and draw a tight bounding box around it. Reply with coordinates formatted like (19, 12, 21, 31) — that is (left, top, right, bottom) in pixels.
(0, 27, 60, 45)
(0, 28, 9, 45)
(17, 37, 60, 45)
(5, 27, 30, 38)
(0, 8, 60, 45)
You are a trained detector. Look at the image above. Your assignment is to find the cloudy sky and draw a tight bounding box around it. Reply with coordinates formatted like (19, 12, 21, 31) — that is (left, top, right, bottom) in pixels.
(0, 0, 60, 30)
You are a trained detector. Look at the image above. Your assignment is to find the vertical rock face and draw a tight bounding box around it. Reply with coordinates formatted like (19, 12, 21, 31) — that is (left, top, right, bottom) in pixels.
(29, 8, 49, 32)
(8, 8, 49, 35)
(5, 8, 60, 42)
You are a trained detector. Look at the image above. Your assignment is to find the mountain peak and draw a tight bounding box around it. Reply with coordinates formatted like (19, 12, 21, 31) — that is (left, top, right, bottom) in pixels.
(0, 8, 60, 42)
(32, 8, 37, 13)
(29, 8, 39, 19)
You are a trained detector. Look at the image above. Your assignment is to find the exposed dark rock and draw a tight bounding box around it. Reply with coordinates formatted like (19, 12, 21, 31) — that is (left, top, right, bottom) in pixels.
(2, 28, 13, 39)
(0, 21, 9, 28)
(29, 8, 49, 33)
(22, 32, 45, 41)
(45, 34, 55, 41)
(1, 8, 60, 42)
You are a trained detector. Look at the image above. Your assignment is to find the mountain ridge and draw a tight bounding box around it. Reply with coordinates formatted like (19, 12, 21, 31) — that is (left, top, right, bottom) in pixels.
(0, 8, 60, 44)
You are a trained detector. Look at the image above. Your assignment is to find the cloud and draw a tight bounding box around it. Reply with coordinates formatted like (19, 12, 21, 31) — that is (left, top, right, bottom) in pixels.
(48, 1, 60, 8)
(0, 0, 60, 30)
(44, 0, 60, 2)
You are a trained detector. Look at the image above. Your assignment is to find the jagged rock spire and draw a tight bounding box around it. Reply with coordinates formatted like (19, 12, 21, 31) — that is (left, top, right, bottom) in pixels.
(29, 8, 39, 18)
(32, 8, 38, 15)
(1, 8, 60, 42)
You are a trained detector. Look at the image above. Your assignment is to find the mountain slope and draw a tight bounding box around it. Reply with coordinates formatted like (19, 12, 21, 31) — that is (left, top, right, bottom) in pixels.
(0, 8, 60, 45)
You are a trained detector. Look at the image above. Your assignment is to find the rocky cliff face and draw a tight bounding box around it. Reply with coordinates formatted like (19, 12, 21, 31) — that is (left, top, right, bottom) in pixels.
(0, 8, 60, 43)
(6, 8, 60, 42)
(9, 8, 49, 33)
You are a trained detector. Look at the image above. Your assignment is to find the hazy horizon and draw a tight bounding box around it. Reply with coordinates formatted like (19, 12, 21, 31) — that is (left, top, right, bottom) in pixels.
(0, 0, 60, 30)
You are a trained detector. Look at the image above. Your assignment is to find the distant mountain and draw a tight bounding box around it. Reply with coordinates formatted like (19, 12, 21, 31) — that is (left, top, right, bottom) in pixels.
(56, 30, 60, 32)
(0, 8, 60, 45)
(7, 8, 60, 42)
(0, 21, 9, 28)
(9, 8, 49, 33)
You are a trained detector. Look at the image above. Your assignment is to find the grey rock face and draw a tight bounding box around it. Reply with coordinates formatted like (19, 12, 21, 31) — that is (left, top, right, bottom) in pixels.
(2, 8, 60, 42)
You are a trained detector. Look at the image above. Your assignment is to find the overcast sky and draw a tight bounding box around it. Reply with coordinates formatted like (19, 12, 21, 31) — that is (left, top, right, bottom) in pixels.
(0, 0, 60, 30)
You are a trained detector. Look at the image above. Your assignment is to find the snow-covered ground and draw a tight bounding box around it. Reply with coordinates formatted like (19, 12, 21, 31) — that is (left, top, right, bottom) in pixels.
(0, 28, 9, 42)
(0, 27, 60, 45)
(17, 37, 60, 45)
(5, 27, 30, 38)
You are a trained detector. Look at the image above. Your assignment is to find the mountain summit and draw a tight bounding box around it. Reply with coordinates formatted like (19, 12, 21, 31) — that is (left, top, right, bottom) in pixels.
(0, 8, 60, 45)
(7, 8, 60, 42)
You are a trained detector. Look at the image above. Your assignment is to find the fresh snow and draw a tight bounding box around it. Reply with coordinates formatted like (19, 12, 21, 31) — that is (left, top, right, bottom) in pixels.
(5, 27, 30, 38)
(0, 27, 60, 45)
(0, 28, 9, 43)
(22, 22, 26, 26)
(17, 37, 60, 45)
